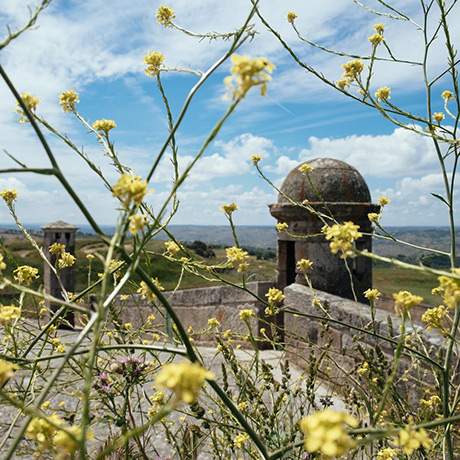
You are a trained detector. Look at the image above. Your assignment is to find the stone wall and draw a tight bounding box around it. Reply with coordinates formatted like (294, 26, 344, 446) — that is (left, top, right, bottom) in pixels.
(283, 283, 443, 396)
(116, 281, 273, 341)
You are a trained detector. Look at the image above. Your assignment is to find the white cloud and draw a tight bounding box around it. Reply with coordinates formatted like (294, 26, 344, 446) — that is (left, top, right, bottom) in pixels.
(298, 127, 441, 178)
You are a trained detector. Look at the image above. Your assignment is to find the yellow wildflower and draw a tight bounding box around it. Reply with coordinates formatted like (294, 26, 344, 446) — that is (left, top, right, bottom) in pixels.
(394, 426, 432, 455)
(239, 309, 255, 320)
(164, 240, 181, 256)
(266, 287, 285, 305)
(374, 23, 385, 34)
(368, 212, 380, 223)
(92, 119, 117, 134)
(364, 288, 381, 302)
(342, 59, 364, 79)
(59, 90, 79, 112)
(0, 254, 6, 272)
(297, 258, 313, 273)
(225, 246, 249, 273)
(375, 86, 391, 101)
(0, 189, 17, 205)
(26, 413, 63, 452)
(393, 290, 423, 315)
(299, 409, 358, 457)
(276, 222, 288, 232)
(298, 163, 313, 174)
(57, 252, 76, 269)
(287, 11, 298, 23)
(420, 394, 441, 409)
(155, 361, 214, 404)
(112, 173, 148, 207)
(322, 221, 362, 258)
(234, 433, 249, 448)
(368, 33, 384, 45)
(251, 154, 262, 165)
(208, 318, 220, 328)
(49, 243, 65, 255)
(433, 112, 445, 122)
(151, 390, 165, 404)
(225, 54, 275, 99)
(0, 359, 16, 385)
(221, 202, 238, 216)
(13, 265, 39, 285)
(156, 5, 175, 27)
(86, 254, 95, 260)
(357, 361, 369, 376)
(137, 278, 164, 302)
(53, 425, 89, 457)
(129, 213, 146, 234)
(376, 447, 397, 460)
(442, 90, 453, 101)
(0, 305, 21, 325)
(378, 195, 390, 206)
(17, 93, 39, 122)
(336, 78, 351, 90)
(144, 51, 165, 77)
(123, 322, 133, 331)
(238, 401, 249, 411)
(432, 275, 460, 309)
(421, 305, 447, 330)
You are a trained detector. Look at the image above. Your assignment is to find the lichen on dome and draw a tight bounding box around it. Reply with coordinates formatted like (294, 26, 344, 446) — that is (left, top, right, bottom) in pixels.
(278, 158, 371, 204)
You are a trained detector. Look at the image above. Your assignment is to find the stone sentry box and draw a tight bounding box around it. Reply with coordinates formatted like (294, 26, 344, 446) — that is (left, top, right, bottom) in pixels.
(43, 220, 78, 327)
(269, 158, 380, 303)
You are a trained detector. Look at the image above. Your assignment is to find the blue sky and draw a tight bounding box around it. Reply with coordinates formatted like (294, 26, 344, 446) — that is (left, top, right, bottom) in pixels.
(0, 0, 458, 227)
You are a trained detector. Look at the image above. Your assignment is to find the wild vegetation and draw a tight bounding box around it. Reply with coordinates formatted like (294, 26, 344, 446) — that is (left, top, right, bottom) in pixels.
(0, 1, 459, 459)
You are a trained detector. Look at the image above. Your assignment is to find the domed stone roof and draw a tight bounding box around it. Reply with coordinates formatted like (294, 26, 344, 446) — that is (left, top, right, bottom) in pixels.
(278, 158, 371, 204)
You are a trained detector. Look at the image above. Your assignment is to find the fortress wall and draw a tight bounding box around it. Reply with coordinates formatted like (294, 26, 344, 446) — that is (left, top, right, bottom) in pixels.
(115, 281, 273, 340)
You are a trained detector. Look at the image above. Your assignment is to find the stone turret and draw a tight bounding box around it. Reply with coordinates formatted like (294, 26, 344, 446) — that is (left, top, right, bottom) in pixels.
(42, 221, 78, 326)
(269, 158, 379, 303)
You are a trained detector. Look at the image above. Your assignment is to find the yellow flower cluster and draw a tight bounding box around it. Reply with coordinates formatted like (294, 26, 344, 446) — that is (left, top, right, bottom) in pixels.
(92, 119, 117, 134)
(221, 202, 238, 216)
(322, 222, 362, 258)
(208, 317, 220, 328)
(155, 361, 214, 404)
(0, 359, 16, 385)
(225, 54, 275, 99)
(13, 265, 39, 286)
(156, 5, 175, 26)
(239, 308, 255, 320)
(375, 86, 391, 101)
(266, 287, 285, 305)
(57, 252, 76, 269)
(421, 304, 447, 330)
(26, 414, 89, 457)
(394, 426, 432, 455)
(376, 447, 397, 460)
(369, 33, 384, 45)
(357, 361, 369, 376)
(442, 90, 453, 101)
(234, 433, 249, 448)
(137, 278, 164, 302)
(393, 290, 423, 315)
(225, 246, 249, 272)
(299, 409, 358, 457)
(298, 163, 313, 174)
(250, 153, 262, 165)
(368, 212, 380, 223)
(144, 51, 165, 77)
(49, 243, 65, 255)
(378, 195, 390, 206)
(287, 11, 298, 23)
(276, 222, 288, 232)
(0, 305, 21, 325)
(112, 173, 148, 207)
(0, 189, 17, 205)
(297, 258, 313, 273)
(17, 93, 39, 122)
(420, 394, 441, 409)
(164, 240, 181, 256)
(364, 288, 381, 302)
(432, 275, 460, 309)
(433, 112, 445, 122)
(59, 90, 79, 112)
(337, 59, 364, 89)
(129, 213, 146, 234)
